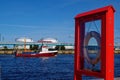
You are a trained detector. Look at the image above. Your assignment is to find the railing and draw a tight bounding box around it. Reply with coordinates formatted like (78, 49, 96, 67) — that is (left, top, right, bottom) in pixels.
(0, 42, 74, 46)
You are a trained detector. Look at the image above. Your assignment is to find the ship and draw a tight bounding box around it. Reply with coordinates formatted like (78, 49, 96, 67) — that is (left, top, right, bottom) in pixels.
(15, 41, 57, 57)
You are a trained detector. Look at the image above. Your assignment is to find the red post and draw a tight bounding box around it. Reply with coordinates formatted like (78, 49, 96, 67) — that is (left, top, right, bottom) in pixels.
(74, 5, 115, 80)
(74, 19, 85, 80)
(101, 7, 115, 80)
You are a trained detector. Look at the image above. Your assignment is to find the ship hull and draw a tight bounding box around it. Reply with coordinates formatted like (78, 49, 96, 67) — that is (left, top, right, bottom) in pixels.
(15, 51, 57, 57)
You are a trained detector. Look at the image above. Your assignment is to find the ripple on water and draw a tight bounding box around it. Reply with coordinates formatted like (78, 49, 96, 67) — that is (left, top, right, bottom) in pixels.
(0, 54, 120, 80)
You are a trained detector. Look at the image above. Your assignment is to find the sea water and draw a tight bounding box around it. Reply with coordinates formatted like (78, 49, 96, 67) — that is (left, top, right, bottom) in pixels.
(0, 54, 120, 80)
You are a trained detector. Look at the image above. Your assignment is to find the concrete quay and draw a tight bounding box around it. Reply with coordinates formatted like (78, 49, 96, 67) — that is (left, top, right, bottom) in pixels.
(0, 49, 120, 54)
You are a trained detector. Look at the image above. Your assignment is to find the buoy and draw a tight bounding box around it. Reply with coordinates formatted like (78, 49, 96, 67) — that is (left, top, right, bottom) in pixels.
(84, 31, 101, 65)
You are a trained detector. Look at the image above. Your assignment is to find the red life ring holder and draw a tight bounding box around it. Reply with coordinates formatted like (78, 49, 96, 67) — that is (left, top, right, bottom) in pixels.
(84, 31, 101, 65)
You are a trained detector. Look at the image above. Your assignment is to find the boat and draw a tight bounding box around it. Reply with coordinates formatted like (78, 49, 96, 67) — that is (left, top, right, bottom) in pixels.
(15, 43, 58, 57)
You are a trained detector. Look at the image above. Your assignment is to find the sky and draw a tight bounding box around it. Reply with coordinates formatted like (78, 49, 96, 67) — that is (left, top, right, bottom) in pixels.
(0, 0, 120, 43)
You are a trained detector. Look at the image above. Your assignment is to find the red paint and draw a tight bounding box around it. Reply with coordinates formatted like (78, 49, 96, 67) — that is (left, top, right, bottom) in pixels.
(15, 52, 57, 57)
(74, 5, 115, 80)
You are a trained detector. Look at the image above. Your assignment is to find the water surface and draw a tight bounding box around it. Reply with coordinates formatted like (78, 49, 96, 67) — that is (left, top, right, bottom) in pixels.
(0, 54, 120, 80)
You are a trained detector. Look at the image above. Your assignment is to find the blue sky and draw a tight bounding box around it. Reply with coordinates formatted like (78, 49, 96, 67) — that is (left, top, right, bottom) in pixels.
(0, 0, 120, 43)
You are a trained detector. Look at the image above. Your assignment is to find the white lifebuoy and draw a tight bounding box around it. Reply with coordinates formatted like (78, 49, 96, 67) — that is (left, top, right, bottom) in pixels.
(84, 31, 101, 65)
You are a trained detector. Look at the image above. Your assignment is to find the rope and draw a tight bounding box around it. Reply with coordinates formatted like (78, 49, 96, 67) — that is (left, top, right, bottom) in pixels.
(93, 20, 100, 33)
(87, 22, 92, 33)
(86, 20, 100, 34)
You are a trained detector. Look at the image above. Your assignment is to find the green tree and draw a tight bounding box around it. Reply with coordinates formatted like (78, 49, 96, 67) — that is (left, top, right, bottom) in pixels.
(55, 45, 65, 50)
(4, 46, 8, 50)
(61, 45, 65, 50)
(33, 45, 39, 50)
(55, 45, 59, 50)
(30, 45, 33, 50)
(3, 46, 8, 54)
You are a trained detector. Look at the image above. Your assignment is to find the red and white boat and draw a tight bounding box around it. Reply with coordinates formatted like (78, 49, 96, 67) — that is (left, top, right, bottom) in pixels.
(15, 45, 58, 57)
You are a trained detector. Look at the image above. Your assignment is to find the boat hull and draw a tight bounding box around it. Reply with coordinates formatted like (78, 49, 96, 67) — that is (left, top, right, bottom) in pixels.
(15, 52, 57, 57)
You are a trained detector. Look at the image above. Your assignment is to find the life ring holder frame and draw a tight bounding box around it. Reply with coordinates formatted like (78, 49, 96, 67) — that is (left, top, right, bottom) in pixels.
(84, 31, 101, 65)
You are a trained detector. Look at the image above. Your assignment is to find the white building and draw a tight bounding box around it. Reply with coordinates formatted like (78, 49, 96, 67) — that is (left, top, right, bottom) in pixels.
(38, 38, 58, 43)
(65, 45, 74, 50)
(15, 37, 34, 49)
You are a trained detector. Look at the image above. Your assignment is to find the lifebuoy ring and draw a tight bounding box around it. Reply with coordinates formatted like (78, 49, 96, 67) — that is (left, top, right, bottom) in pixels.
(84, 31, 101, 65)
